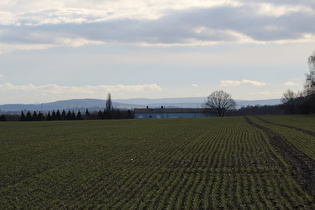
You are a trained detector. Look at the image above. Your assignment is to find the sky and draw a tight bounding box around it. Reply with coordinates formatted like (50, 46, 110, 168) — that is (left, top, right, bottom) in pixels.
(0, 0, 315, 104)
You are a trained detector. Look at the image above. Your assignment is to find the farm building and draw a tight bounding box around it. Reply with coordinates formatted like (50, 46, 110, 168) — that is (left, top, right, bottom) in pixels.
(134, 107, 212, 119)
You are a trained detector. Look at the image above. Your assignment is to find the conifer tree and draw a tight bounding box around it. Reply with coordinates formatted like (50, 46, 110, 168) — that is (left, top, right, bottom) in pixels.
(46, 112, 52, 121)
(52, 110, 56, 121)
(97, 110, 103, 119)
(32, 111, 38, 121)
(56, 110, 61, 120)
(85, 109, 90, 120)
(20, 111, 26, 121)
(66, 110, 72, 120)
(61, 110, 66, 120)
(76, 110, 82, 120)
(37, 112, 44, 121)
(26, 111, 32, 121)
(71, 111, 76, 120)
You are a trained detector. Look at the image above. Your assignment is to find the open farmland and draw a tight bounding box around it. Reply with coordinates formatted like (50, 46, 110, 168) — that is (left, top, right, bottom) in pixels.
(0, 116, 315, 209)
(250, 116, 315, 161)
(258, 115, 315, 133)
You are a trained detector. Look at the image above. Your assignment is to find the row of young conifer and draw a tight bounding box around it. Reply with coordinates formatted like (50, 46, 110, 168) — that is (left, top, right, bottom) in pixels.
(18, 109, 134, 121)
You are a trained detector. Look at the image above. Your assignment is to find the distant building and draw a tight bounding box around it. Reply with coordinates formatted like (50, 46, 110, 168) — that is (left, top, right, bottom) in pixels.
(134, 107, 211, 119)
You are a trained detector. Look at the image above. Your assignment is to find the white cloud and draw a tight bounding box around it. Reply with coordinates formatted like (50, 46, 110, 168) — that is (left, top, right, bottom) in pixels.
(0, 1, 238, 19)
(13, 9, 117, 26)
(0, 74, 4, 78)
(0, 2, 223, 26)
(0, 0, 314, 54)
(0, 36, 103, 54)
(220, 80, 266, 87)
(242, 80, 267, 86)
(192, 84, 198, 87)
(0, 11, 16, 25)
(284, 81, 297, 86)
(252, 91, 274, 96)
(256, 3, 313, 17)
(220, 80, 242, 86)
(0, 43, 54, 55)
(54, 37, 103, 47)
(0, 83, 162, 92)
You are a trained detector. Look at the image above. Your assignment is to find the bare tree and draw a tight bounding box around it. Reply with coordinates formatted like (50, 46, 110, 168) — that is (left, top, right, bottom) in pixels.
(205, 90, 236, 117)
(281, 89, 297, 114)
(305, 52, 315, 95)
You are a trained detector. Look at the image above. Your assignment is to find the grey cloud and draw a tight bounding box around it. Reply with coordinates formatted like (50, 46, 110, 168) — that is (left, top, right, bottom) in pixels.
(1, 3, 314, 47)
(88, 5, 315, 43)
(240, 0, 315, 7)
(16, 9, 113, 25)
(165, 5, 315, 41)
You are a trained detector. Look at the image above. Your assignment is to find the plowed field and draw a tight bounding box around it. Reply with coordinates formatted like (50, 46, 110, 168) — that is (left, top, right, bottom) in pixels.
(0, 116, 314, 209)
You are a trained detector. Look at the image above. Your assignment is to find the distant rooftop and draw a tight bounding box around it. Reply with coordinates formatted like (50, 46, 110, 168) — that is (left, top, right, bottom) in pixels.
(134, 108, 209, 114)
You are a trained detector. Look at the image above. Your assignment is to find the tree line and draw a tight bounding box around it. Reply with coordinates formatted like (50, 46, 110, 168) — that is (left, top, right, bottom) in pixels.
(17, 109, 134, 121)
(281, 52, 315, 114)
(0, 93, 134, 121)
(204, 91, 283, 117)
(204, 51, 315, 117)
(19, 110, 82, 121)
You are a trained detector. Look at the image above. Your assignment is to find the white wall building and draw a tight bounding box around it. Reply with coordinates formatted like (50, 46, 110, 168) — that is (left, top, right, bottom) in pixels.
(134, 108, 211, 119)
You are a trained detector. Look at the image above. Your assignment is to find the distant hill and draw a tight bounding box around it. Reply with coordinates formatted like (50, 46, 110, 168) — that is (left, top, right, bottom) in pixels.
(115, 97, 281, 109)
(0, 97, 281, 113)
(236, 99, 281, 108)
(0, 99, 143, 113)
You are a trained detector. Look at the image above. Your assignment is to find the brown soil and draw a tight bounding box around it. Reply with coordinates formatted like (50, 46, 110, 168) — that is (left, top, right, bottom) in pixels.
(244, 117, 315, 197)
(255, 116, 315, 137)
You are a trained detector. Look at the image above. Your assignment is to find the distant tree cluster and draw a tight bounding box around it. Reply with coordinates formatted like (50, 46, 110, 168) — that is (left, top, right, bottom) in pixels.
(92, 93, 134, 120)
(19, 110, 82, 121)
(231, 105, 282, 116)
(17, 108, 134, 122)
(95, 109, 134, 120)
(0, 93, 130, 122)
(0, 114, 6, 121)
(19, 111, 44, 121)
(280, 52, 315, 114)
(205, 52, 315, 116)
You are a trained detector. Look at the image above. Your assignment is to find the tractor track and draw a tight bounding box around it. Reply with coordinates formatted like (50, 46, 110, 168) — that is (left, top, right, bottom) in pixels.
(255, 116, 315, 137)
(244, 116, 315, 197)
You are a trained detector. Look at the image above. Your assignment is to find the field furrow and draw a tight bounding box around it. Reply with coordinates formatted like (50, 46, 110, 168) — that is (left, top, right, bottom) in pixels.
(253, 116, 315, 160)
(245, 116, 315, 198)
(1, 117, 315, 208)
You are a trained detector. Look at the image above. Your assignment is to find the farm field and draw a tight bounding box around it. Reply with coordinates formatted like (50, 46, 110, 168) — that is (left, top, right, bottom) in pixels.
(259, 115, 315, 133)
(250, 116, 315, 161)
(0, 116, 315, 209)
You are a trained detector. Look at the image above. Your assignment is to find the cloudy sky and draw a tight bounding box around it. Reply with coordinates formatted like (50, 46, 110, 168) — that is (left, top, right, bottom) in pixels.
(0, 0, 315, 104)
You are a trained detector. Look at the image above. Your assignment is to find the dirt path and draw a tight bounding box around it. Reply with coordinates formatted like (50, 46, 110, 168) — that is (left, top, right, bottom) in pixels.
(244, 116, 315, 197)
(255, 116, 315, 137)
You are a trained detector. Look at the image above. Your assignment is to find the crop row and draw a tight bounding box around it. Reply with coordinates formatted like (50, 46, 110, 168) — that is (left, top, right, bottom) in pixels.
(0, 117, 314, 209)
(259, 115, 315, 133)
(250, 116, 315, 161)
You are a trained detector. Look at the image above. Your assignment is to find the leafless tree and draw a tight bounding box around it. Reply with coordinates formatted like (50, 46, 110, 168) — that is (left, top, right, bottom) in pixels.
(281, 89, 297, 114)
(305, 52, 315, 95)
(205, 90, 236, 117)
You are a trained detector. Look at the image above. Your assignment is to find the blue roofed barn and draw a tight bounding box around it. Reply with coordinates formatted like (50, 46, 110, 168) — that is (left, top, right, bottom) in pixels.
(134, 108, 211, 119)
